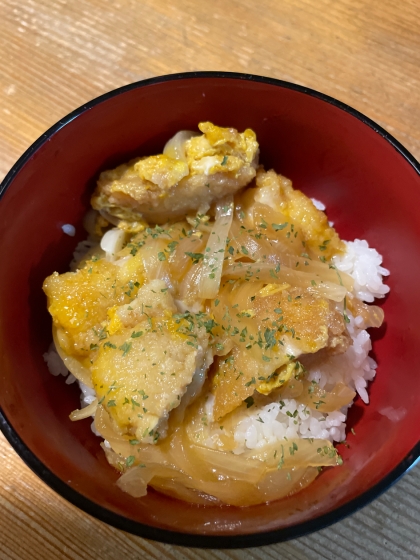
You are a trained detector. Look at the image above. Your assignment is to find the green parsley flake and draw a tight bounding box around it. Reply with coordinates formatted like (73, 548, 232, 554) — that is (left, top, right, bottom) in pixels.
(244, 396, 254, 408)
(131, 331, 143, 338)
(167, 241, 178, 253)
(277, 445, 285, 469)
(272, 222, 288, 231)
(119, 341, 132, 356)
(319, 239, 331, 252)
(185, 252, 204, 264)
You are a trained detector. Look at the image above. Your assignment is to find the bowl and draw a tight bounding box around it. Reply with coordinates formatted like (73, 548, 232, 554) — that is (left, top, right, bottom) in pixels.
(0, 71, 419, 548)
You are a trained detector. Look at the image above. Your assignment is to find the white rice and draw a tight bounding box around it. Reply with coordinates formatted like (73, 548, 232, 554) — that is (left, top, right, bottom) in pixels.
(70, 238, 100, 271)
(311, 198, 326, 211)
(43, 343, 76, 385)
(78, 382, 102, 436)
(45, 216, 390, 453)
(62, 224, 76, 237)
(333, 239, 390, 303)
(43, 343, 68, 377)
(43, 345, 98, 433)
(79, 382, 97, 406)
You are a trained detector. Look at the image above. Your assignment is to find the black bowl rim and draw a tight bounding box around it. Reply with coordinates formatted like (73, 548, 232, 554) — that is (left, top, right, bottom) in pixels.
(0, 71, 419, 549)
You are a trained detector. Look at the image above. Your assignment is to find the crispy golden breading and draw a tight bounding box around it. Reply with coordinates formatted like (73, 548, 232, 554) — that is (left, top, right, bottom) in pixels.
(254, 169, 344, 260)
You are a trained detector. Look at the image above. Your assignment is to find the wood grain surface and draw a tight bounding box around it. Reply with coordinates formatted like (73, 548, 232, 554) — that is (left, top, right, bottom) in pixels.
(1, 0, 419, 558)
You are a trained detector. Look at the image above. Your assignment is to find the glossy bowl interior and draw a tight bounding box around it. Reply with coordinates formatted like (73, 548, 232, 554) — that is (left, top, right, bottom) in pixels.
(0, 72, 419, 548)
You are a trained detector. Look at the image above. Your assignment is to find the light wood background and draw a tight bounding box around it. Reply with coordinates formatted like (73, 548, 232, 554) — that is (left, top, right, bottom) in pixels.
(1, 0, 419, 558)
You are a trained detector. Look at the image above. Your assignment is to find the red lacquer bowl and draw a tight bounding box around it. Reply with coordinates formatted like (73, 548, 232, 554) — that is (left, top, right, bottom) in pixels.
(0, 72, 419, 548)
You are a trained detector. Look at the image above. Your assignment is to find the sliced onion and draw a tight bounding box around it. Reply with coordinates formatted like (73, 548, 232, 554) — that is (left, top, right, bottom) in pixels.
(228, 214, 354, 291)
(256, 467, 319, 503)
(163, 130, 200, 161)
(168, 234, 207, 284)
(299, 381, 356, 413)
(348, 298, 385, 329)
(244, 437, 340, 468)
(98, 209, 122, 227)
(190, 444, 265, 483)
(223, 262, 347, 302)
(177, 261, 204, 306)
(149, 476, 222, 506)
(199, 196, 234, 299)
(100, 227, 126, 262)
(69, 398, 98, 421)
(138, 238, 174, 290)
(116, 465, 154, 497)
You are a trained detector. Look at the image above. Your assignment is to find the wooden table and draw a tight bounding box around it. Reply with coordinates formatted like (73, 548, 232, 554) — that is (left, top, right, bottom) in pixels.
(1, 1, 419, 558)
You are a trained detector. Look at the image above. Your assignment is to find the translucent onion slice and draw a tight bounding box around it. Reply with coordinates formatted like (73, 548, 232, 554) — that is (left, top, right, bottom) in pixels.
(100, 227, 126, 262)
(199, 196, 234, 299)
(168, 234, 207, 284)
(299, 381, 356, 413)
(52, 328, 93, 388)
(256, 467, 319, 504)
(244, 438, 341, 468)
(149, 476, 222, 506)
(166, 429, 219, 483)
(347, 298, 385, 329)
(97, 208, 122, 227)
(69, 399, 98, 421)
(189, 444, 265, 483)
(223, 262, 347, 302)
(139, 238, 174, 290)
(177, 259, 205, 305)
(150, 465, 319, 506)
(163, 130, 200, 161)
(116, 465, 155, 498)
(149, 464, 315, 507)
(227, 219, 354, 291)
(172, 472, 264, 506)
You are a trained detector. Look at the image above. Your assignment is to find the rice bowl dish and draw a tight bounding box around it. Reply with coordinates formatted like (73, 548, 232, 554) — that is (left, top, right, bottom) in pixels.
(42, 121, 390, 507)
